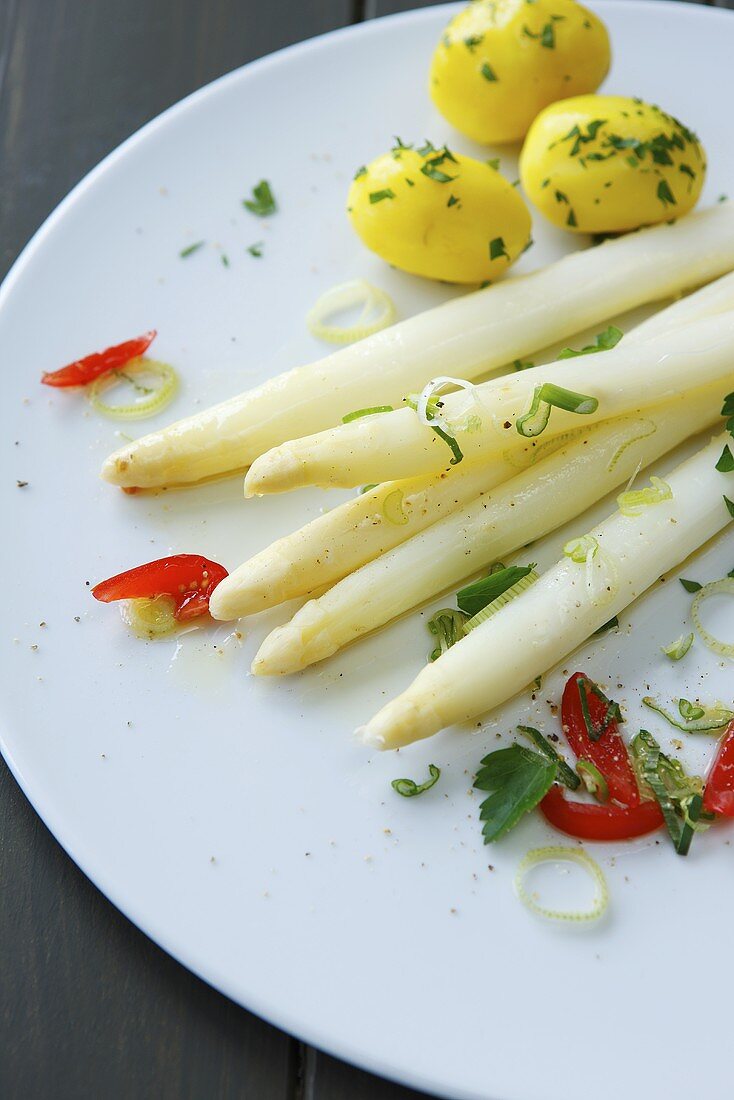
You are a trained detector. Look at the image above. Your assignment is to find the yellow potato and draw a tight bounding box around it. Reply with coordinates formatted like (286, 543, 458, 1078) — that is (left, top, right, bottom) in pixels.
(430, 0, 610, 145)
(520, 95, 707, 233)
(347, 142, 531, 284)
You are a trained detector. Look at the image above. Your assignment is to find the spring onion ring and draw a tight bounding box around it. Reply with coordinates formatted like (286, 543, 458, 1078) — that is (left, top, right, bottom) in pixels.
(691, 577, 734, 658)
(416, 376, 482, 438)
(306, 279, 396, 344)
(514, 846, 609, 923)
(120, 595, 178, 638)
(88, 359, 178, 420)
(661, 632, 694, 661)
(617, 475, 672, 517)
(563, 535, 598, 564)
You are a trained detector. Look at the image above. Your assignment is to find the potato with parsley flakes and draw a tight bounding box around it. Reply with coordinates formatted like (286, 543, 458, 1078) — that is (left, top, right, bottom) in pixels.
(429, 0, 610, 145)
(520, 95, 707, 234)
(346, 141, 531, 284)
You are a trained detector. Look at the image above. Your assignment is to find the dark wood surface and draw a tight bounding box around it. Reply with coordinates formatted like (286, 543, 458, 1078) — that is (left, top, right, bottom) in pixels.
(0, 1, 726, 1098)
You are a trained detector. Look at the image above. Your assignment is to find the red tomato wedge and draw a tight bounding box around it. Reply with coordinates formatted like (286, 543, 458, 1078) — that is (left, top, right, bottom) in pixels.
(561, 671, 640, 806)
(540, 785, 664, 841)
(92, 554, 228, 621)
(42, 330, 157, 387)
(703, 720, 734, 816)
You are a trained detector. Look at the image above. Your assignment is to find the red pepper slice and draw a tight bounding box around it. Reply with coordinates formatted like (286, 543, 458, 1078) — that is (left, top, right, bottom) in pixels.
(561, 671, 640, 806)
(42, 330, 157, 388)
(703, 719, 734, 816)
(92, 554, 228, 621)
(540, 785, 664, 841)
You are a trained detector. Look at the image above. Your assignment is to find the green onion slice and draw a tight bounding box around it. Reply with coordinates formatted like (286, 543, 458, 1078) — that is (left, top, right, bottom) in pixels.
(87, 359, 178, 420)
(514, 847, 609, 923)
(120, 595, 178, 638)
(691, 577, 734, 658)
(516, 382, 598, 438)
(661, 632, 694, 661)
(427, 608, 469, 661)
(463, 570, 539, 633)
(642, 695, 733, 733)
(391, 764, 441, 797)
(306, 279, 396, 344)
(576, 760, 610, 802)
(342, 405, 394, 423)
(382, 488, 409, 526)
(416, 376, 482, 438)
(617, 475, 672, 517)
(563, 535, 598, 563)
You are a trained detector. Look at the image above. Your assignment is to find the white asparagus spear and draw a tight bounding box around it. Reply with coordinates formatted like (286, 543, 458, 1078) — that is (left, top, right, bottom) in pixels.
(209, 437, 573, 619)
(102, 205, 734, 490)
(212, 276, 734, 619)
(244, 310, 734, 493)
(250, 389, 720, 674)
(359, 433, 734, 750)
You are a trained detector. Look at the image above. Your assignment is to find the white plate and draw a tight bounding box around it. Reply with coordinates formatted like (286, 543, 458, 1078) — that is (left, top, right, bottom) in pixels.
(2, 3, 734, 1097)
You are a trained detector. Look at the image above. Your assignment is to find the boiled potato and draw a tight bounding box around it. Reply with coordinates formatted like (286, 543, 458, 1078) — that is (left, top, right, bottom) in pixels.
(347, 141, 531, 283)
(430, 0, 610, 145)
(520, 94, 707, 233)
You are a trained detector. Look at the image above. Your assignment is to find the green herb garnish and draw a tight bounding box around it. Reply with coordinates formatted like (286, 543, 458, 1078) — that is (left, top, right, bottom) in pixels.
(474, 745, 556, 842)
(679, 577, 702, 593)
(247, 242, 264, 258)
(657, 180, 676, 207)
(179, 241, 205, 258)
(489, 236, 508, 261)
(480, 61, 498, 82)
(517, 725, 580, 790)
(369, 189, 396, 204)
(457, 563, 536, 617)
(558, 325, 623, 359)
(243, 179, 276, 217)
(516, 382, 598, 438)
(631, 730, 708, 855)
(342, 405, 394, 423)
(392, 764, 441, 798)
(427, 608, 468, 661)
(716, 445, 734, 472)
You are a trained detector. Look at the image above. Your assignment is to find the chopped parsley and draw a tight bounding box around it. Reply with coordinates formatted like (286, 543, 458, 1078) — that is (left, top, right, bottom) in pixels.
(657, 180, 676, 206)
(464, 33, 484, 51)
(567, 208, 577, 228)
(179, 241, 205, 258)
(679, 577, 703, 593)
(247, 242, 264, 258)
(369, 189, 396, 203)
(558, 325, 623, 359)
(716, 445, 734, 473)
(486, 157, 501, 170)
(480, 61, 498, 82)
(353, 165, 368, 180)
(489, 236, 508, 261)
(420, 146, 458, 183)
(243, 179, 276, 217)
(447, 194, 461, 208)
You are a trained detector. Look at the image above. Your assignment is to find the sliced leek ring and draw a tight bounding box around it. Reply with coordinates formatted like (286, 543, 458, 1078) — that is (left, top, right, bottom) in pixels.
(88, 358, 178, 420)
(306, 279, 395, 344)
(515, 846, 609, 923)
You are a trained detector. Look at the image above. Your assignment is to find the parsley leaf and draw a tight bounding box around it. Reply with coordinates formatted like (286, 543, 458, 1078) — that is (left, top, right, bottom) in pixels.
(247, 241, 264, 258)
(480, 61, 498, 82)
(457, 563, 535, 616)
(679, 577, 702, 593)
(243, 179, 276, 217)
(353, 165, 368, 180)
(558, 325, 623, 359)
(392, 764, 441, 798)
(724, 495, 734, 519)
(474, 745, 556, 842)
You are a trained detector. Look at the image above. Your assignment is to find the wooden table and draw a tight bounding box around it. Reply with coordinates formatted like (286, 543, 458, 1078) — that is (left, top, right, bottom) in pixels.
(0, 1, 728, 1096)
